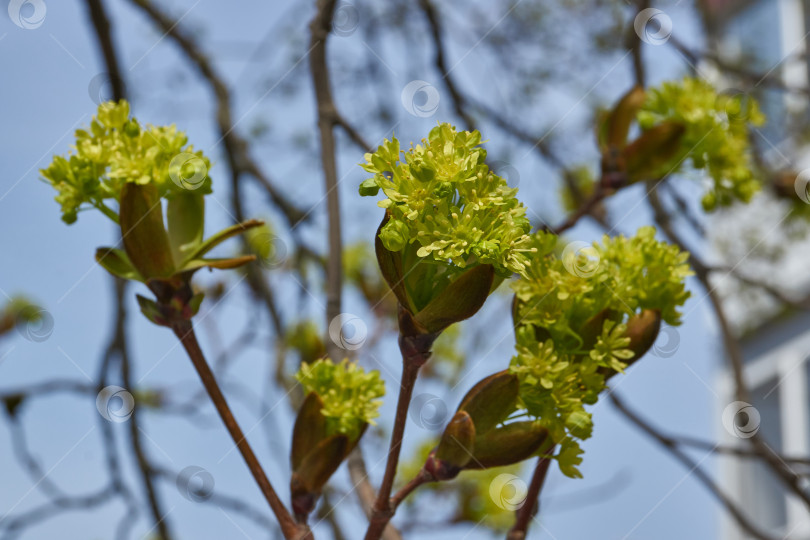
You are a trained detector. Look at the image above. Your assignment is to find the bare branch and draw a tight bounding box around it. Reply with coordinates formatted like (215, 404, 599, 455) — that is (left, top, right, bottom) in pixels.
(609, 391, 779, 540)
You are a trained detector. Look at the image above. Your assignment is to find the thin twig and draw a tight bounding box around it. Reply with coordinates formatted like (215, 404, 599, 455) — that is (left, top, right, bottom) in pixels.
(347, 448, 402, 540)
(128, 0, 308, 228)
(365, 358, 422, 540)
(507, 453, 553, 540)
(116, 280, 174, 540)
(647, 182, 810, 513)
(389, 470, 431, 510)
(418, 0, 475, 130)
(610, 391, 778, 540)
(84, 0, 126, 101)
(83, 4, 173, 535)
(308, 0, 343, 360)
(171, 320, 304, 540)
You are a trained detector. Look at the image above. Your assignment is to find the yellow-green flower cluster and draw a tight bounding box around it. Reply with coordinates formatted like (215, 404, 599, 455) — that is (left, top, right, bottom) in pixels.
(41, 100, 212, 224)
(294, 359, 385, 440)
(638, 77, 764, 211)
(509, 226, 692, 477)
(513, 226, 691, 338)
(359, 123, 533, 276)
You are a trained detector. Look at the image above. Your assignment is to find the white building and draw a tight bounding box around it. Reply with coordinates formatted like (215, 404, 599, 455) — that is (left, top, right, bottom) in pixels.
(704, 0, 810, 538)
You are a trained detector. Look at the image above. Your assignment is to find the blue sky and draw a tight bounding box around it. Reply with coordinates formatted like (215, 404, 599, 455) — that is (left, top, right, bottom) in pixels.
(0, 1, 730, 539)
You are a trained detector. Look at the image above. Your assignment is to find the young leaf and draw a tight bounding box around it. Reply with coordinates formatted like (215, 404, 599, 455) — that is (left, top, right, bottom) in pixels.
(466, 421, 549, 470)
(457, 370, 519, 434)
(605, 86, 646, 149)
(291, 392, 328, 471)
(413, 264, 495, 334)
(623, 122, 685, 183)
(167, 191, 205, 265)
(119, 183, 175, 280)
(184, 219, 264, 263)
(95, 247, 143, 282)
(292, 434, 349, 494)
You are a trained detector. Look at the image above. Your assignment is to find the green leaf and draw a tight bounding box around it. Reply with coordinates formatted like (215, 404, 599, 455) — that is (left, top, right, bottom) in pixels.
(95, 247, 143, 282)
(188, 292, 204, 317)
(557, 440, 584, 478)
(623, 121, 685, 183)
(458, 370, 519, 434)
(624, 309, 662, 363)
(179, 256, 256, 273)
(466, 421, 549, 470)
(605, 86, 646, 149)
(413, 264, 495, 334)
(167, 191, 205, 265)
(136, 294, 168, 326)
(119, 183, 175, 280)
(185, 219, 264, 263)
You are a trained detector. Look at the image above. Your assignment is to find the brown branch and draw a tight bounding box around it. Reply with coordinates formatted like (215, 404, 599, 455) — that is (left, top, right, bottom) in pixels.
(365, 356, 423, 540)
(309, 0, 344, 361)
(389, 469, 431, 510)
(507, 453, 553, 540)
(646, 182, 810, 514)
(334, 109, 372, 153)
(347, 448, 402, 540)
(152, 466, 277, 531)
(84, 0, 126, 101)
(317, 489, 349, 540)
(128, 0, 308, 228)
(548, 187, 608, 235)
(305, 11, 388, 531)
(647, 428, 810, 466)
(418, 0, 475, 130)
(171, 320, 304, 540)
(626, 0, 650, 88)
(707, 265, 810, 310)
(668, 35, 810, 96)
(114, 280, 173, 540)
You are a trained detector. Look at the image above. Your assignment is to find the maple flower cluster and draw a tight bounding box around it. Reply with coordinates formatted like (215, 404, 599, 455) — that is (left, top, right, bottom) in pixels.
(359, 123, 534, 277)
(41, 100, 212, 224)
(295, 358, 385, 440)
(509, 227, 692, 476)
(638, 77, 764, 211)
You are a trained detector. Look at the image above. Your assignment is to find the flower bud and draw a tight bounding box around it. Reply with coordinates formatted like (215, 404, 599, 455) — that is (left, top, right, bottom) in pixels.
(603, 86, 646, 150)
(624, 308, 662, 362)
(622, 122, 686, 183)
(465, 421, 549, 470)
(379, 218, 410, 252)
(457, 370, 518, 434)
(429, 411, 475, 477)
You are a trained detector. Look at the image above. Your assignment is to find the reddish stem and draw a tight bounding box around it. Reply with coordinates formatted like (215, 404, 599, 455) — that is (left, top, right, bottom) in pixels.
(390, 470, 431, 509)
(507, 453, 553, 540)
(364, 358, 422, 540)
(172, 321, 308, 540)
